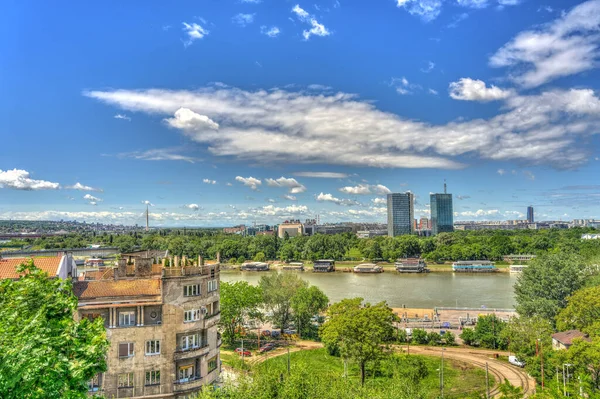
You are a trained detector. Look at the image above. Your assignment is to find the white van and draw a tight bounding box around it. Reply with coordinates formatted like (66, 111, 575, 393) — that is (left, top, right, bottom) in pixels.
(508, 355, 525, 367)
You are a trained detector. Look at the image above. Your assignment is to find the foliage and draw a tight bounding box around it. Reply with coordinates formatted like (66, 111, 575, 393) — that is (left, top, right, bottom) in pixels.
(259, 272, 308, 332)
(460, 328, 476, 346)
(472, 314, 508, 349)
(502, 316, 553, 359)
(567, 336, 600, 392)
(290, 285, 329, 339)
(556, 285, 600, 333)
(515, 253, 588, 323)
(320, 298, 398, 385)
(253, 252, 266, 262)
(0, 260, 109, 399)
(219, 281, 263, 346)
(412, 328, 429, 344)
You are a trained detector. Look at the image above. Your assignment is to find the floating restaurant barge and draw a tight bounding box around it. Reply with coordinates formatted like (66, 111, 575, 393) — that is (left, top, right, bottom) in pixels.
(313, 259, 335, 273)
(452, 260, 498, 273)
(283, 262, 304, 271)
(395, 258, 429, 273)
(353, 263, 384, 273)
(240, 262, 270, 271)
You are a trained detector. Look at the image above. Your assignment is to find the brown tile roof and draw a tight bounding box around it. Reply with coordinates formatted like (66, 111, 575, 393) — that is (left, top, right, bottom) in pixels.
(552, 330, 591, 346)
(74, 279, 161, 300)
(83, 268, 114, 280)
(0, 256, 62, 279)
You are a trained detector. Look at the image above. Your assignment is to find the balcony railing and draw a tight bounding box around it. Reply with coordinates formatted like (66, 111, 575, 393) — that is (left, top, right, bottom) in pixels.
(173, 376, 204, 393)
(173, 343, 210, 360)
(162, 265, 220, 278)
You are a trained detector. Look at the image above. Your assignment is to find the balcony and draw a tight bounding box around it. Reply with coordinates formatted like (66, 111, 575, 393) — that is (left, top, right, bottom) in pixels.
(162, 265, 220, 278)
(204, 312, 220, 328)
(173, 343, 210, 361)
(173, 376, 204, 393)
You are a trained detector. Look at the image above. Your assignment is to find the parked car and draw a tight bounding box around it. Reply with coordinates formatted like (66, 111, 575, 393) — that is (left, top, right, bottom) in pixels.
(283, 329, 297, 335)
(259, 343, 276, 353)
(261, 330, 271, 337)
(405, 328, 412, 336)
(235, 348, 252, 357)
(271, 330, 281, 338)
(508, 356, 525, 367)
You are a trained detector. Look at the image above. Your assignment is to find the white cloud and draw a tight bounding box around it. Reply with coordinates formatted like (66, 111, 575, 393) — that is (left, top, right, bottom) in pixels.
(114, 114, 131, 121)
(456, 209, 500, 217)
(316, 192, 360, 206)
(226, 182, 233, 186)
(260, 25, 281, 37)
(0, 169, 60, 190)
(490, 0, 600, 88)
(282, 194, 297, 201)
(390, 76, 421, 95)
(83, 194, 102, 202)
(89, 201, 97, 206)
(456, 0, 489, 8)
(449, 78, 513, 102)
(523, 170, 535, 180)
(428, 88, 439, 95)
(236, 176, 262, 190)
(66, 182, 103, 192)
(396, 0, 442, 22)
(203, 178, 217, 184)
(255, 204, 308, 216)
(421, 61, 435, 73)
(241, 0, 262, 3)
(115, 148, 200, 163)
(186, 204, 200, 211)
(265, 176, 307, 193)
(142, 200, 155, 206)
(232, 13, 255, 27)
(497, 169, 506, 175)
(339, 184, 391, 195)
(371, 197, 387, 205)
(291, 4, 331, 40)
(447, 12, 469, 28)
(293, 171, 348, 178)
(86, 85, 600, 170)
(182, 22, 209, 47)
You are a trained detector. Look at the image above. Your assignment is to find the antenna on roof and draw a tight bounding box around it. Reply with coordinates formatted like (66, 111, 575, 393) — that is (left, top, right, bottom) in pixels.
(444, 179, 447, 194)
(145, 204, 149, 232)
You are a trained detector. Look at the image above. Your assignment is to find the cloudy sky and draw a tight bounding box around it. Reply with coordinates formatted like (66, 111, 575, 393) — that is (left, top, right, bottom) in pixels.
(2, 0, 600, 226)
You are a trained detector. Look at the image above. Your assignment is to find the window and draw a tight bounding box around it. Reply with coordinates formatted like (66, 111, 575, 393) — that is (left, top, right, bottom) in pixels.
(178, 365, 195, 382)
(181, 333, 200, 350)
(207, 279, 218, 292)
(145, 340, 160, 355)
(145, 370, 160, 386)
(88, 374, 100, 392)
(184, 284, 200, 297)
(118, 373, 134, 388)
(208, 356, 218, 372)
(184, 309, 200, 323)
(118, 342, 134, 358)
(118, 311, 135, 327)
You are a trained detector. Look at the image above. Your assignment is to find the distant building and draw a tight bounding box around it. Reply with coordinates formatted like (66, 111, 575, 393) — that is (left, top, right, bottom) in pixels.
(452, 260, 497, 273)
(430, 191, 454, 235)
(527, 206, 534, 223)
(419, 217, 430, 230)
(223, 225, 245, 234)
(356, 229, 388, 238)
(315, 225, 353, 235)
(387, 192, 414, 237)
(278, 220, 303, 238)
(582, 234, 600, 240)
(552, 330, 590, 350)
(503, 254, 536, 262)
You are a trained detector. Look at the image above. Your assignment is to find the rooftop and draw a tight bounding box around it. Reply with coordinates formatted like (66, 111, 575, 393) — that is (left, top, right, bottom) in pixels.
(74, 279, 161, 300)
(552, 330, 591, 346)
(0, 256, 63, 279)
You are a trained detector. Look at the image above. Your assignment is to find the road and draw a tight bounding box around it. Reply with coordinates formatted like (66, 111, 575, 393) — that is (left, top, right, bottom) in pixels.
(399, 346, 536, 397)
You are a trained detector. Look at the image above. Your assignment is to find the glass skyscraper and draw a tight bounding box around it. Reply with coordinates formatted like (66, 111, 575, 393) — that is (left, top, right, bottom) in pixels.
(387, 192, 414, 237)
(430, 193, 454, 235)
(527, 206, 534, 223)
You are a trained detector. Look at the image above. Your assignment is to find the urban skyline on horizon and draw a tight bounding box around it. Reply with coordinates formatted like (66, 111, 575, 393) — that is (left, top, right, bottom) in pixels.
(3, 0, 600, 226)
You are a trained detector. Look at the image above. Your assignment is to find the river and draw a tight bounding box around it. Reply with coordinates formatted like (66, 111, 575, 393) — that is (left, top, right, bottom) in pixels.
(221, 270, 518, 309)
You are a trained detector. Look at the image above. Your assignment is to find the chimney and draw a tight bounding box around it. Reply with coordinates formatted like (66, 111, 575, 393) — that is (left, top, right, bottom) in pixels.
(216, 251, 221, 264)
(174, 256, 179, 268)
(136, 257, 152, 277)
(182, 255, 187, 266)
(116, 259, 127, 280)
(198, 255, 204, 266)
(162, 258, 167, 268)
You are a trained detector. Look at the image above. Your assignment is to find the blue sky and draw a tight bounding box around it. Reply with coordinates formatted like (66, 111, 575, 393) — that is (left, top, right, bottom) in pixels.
(2, 0, 600, 226)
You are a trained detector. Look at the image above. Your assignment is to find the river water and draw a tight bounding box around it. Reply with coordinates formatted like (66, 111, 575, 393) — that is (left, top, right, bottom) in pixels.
(221, 270, 518, 309)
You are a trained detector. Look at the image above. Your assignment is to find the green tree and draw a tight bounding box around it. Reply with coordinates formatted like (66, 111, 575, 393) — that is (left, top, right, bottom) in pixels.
(460, 328, 476, 346)
(259, 272, 308, 332)
(556, 285, 600, 333)
(219, 281, 263, 346)
(0, 260, 108, 399)
(290, 286, 329, 339)
(320, 298, 398, 385)
(567, 337, 600, 392)
(472, 314, 508, 349)
(412, 328, 428, 344)
(253, 252, 266, 262)
(515, 253, 587, 323)
(501, 316, 553, 359)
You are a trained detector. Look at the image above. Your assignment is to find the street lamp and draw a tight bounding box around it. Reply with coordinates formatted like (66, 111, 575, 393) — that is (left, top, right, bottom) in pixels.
(563, 363, 572, 397)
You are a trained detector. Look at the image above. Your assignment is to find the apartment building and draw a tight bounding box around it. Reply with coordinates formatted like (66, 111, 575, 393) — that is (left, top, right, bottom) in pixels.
(74, 256, 221, 398)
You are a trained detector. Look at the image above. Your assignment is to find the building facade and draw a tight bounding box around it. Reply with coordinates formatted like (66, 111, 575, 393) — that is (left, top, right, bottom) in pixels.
(387, 192, 414, 237)
(527, 206, 534, 223)
(277, 221, 303, 238)
(430, 193, 454, 235)
(74, 257, 221, 398)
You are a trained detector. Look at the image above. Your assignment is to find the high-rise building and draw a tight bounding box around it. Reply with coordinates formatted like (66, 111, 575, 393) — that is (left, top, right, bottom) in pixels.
(419, 217, 430, 230)
(387, 192, 414, 237)
(527, 206, 534, 223)
(430, 184, 454, 235)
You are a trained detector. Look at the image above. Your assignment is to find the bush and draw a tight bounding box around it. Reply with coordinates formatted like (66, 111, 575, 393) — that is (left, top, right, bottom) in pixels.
(460, 328, 476, 346)
(427, 332, 442, 346)
(397, 328, 409, 343)
(237, 256, 246, 264)
(253, 252, 266, 262)
(444, 331, 456, 346)
(412, 329, 428, 344)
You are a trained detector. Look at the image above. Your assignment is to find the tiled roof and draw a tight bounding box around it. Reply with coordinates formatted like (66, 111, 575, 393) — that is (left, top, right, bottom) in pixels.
(552, 330, 590, 345)
(73, 278, 161, 300)
(83, 268, 114, 280)
(0, 256, 62, 279)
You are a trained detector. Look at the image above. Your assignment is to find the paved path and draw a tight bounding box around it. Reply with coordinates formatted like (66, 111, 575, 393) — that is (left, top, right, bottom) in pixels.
(398, 346, 536, 397)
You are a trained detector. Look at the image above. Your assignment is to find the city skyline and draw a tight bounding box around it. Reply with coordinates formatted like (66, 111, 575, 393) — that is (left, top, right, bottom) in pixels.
(3, 0, 600, 226)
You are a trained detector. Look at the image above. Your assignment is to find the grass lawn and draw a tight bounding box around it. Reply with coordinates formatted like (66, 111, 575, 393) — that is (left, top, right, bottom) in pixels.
(256, 348, 489, 399)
